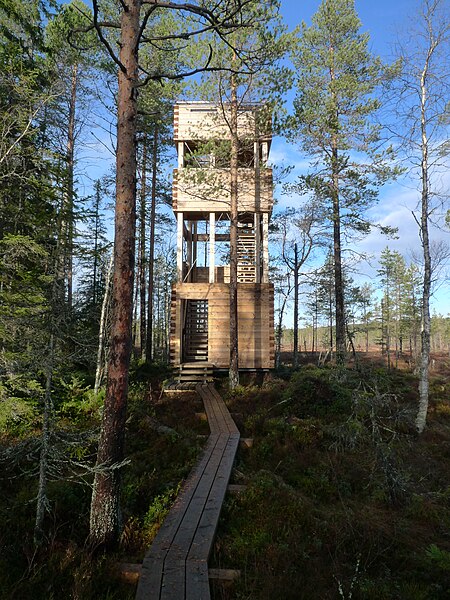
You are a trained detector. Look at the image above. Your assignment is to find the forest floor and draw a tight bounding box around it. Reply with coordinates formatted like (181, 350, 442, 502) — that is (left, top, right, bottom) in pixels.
(1, 354, 449, 599)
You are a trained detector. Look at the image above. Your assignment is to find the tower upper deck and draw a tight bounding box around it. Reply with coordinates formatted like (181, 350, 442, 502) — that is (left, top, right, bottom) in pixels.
(173, 101, 273, 217)
(174, 101, 272, 145)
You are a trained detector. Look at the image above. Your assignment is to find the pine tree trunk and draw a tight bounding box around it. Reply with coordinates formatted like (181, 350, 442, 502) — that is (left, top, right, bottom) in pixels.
(94, 252, 114, 395)
(332, 149, 345, 362)
(138, 140, 147, 359)
(89, 0, 140, 547)
(229, 75, 239, 389)
(132, 262, 139, 355)
(329, 283, 334, 356)
(66, 63, 77, 310)
(146, 123, 158, 364)
(329, 37, 346, 363)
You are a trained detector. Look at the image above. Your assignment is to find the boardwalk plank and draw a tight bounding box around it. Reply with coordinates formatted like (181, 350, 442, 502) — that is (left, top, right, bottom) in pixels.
(167, 434, 229, 560)
(159, 560, 185, 600)
(208, 384, 239, 434)
(144, 435, 220, 558)
(135, 559, 164, 600)
(136, 384, 240, 600)
(186, 560, 210, 600)
(197, 384, 223, 433)
(188, 434, 240, 561)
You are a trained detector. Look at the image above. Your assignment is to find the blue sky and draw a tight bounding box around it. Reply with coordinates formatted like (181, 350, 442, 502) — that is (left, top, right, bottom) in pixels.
(271, 0, 450, 318)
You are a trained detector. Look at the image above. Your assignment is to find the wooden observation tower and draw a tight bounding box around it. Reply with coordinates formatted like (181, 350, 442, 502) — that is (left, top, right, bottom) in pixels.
(170, 101, 275, 380)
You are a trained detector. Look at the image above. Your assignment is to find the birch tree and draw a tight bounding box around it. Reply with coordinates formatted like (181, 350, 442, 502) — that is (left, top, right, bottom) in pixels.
(274, 205, 321, 366)
(389, 0, 449, 432)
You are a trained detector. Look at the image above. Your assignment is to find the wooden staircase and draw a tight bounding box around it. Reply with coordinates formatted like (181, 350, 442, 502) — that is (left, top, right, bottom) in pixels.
(183, 300, 208, 362)
(237, 224, 256, 283)
(179, 299, 212, 383)
(178, 362, 214, 383)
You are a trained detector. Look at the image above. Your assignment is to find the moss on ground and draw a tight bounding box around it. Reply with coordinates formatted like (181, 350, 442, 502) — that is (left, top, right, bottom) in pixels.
(211, 362, 450, 600)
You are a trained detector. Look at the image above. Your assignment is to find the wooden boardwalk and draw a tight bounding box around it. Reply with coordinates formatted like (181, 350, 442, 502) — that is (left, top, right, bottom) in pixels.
(136, 383, 240, 600)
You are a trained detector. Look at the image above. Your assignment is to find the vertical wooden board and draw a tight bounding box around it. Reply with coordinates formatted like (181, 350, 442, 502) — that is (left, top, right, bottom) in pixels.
(147, 435, 219, 557)
(186, 560, 210, 600)
(135, 559, 164, 600)
(159, 559, 185, 600)
(262, 213, 269, 283)
(209, 213, 215, 283)
(188, 435, 240, 561)
(177, 212, 184, 283)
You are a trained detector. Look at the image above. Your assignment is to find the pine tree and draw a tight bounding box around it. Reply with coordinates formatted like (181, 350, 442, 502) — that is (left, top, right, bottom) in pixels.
(183, 0, 290, 387)
(288, 0, 401, 362)
(85, 0, 276, 547)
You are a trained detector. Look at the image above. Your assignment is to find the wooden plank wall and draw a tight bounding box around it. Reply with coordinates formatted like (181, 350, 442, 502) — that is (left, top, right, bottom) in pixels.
(170, 283, 275, 369)
(174, 103, 262, 142)
(172, 168, 273, 214)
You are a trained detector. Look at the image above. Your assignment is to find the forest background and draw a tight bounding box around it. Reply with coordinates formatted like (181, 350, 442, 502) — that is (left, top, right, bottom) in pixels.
(0, 0, 449, 597)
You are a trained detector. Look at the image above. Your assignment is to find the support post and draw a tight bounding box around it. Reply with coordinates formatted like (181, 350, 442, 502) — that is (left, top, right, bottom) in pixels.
(193, 221, 197, 279)
(262, 212, 269, 283)
(177, 212, 184, 282)
(178, 142, 184, 168)
(261, 142, 268, 166)
(209, 212, 215, 283)
(255, 213, 261, 283)
(187, 220, 192, 273)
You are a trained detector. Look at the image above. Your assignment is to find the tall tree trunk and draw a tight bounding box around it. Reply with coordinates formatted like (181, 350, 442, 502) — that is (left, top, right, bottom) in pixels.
(138, 139, 147, 359)
(293, 243, 299, 368)
(329, 37, 345, 363)
(146, 122, 158, 364)
(95, 252, 114, 395)
(276, 297, 287, 369)
(364, 303, 369, 353)
(92, 181, 101, 307)
(89, 0, 140, 547)
(416, 52, 433, 434)
(66, 63, 77, 310)
(332, 149, 345, 362)
(229, 74, 239, 389)
(132, 261, 139, 355)
(34, 333, 54, 545)
(329, 280, 333, 356)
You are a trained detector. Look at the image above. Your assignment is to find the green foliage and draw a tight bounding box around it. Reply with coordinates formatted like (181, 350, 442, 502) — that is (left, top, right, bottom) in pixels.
(0, 234, 52, 374)
(0, 375, 43, 435)
(426, 544, 450, 572)
(45, 0, 98, 66)
(143, 484, 181, 536)
(56, 376, 104, 422)
(0, 395, 38, 435)
(282, 365, 354, 417)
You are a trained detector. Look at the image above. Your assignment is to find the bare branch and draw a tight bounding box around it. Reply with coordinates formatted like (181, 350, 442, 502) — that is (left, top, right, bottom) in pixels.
(91, 0, 126, 74)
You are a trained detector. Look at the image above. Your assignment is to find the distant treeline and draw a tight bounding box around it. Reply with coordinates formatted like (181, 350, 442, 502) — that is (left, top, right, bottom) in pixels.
(282, 314, 450, 356)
